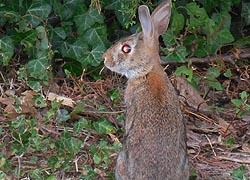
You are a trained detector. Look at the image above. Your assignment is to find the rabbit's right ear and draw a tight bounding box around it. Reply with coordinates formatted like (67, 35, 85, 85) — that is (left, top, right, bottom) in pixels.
(138, 5, 154, 44)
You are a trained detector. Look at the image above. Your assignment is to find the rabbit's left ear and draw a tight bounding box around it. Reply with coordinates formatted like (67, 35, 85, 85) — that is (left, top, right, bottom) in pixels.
(151, 0, 171, 37)
(138, 0, 171, 43)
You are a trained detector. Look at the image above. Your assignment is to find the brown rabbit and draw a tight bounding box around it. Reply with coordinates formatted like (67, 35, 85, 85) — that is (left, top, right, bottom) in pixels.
(102, 0, 189, 179)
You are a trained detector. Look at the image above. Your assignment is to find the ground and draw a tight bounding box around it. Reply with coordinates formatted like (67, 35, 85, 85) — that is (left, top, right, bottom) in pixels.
(0, 51, 250, 179)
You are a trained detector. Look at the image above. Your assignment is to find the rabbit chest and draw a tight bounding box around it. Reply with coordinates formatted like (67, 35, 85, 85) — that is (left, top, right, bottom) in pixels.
(124, 70, 184, 138)
(118, 71, 189, 180)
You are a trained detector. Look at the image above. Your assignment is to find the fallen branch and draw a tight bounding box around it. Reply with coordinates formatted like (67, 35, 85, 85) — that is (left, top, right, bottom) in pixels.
(161, 48, 250, 64)
(217, 153, 250, 164)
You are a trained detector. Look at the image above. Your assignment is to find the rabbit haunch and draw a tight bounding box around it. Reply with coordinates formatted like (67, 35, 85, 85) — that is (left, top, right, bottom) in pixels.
(102, 0, 189, 179)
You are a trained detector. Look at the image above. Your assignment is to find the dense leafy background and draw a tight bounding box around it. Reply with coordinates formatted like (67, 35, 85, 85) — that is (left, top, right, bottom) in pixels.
(0, 0, 249, 179)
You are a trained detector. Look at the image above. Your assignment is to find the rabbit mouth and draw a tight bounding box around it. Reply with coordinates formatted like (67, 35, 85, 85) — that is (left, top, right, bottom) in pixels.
(103, 58, 115, 68)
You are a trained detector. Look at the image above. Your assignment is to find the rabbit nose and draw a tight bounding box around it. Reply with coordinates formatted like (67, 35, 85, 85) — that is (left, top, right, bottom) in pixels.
(102, 53, 107, 62)
(103, 56, 107, 62)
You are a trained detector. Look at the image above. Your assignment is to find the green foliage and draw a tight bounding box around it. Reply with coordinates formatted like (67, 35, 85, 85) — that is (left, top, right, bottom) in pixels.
(80, 165, 98, 180)
(175, 65, 193, 82)
(93, 118, 116, 134)
(1, 96, 120, 178)
(162, 0, 244, 62)
(107, 87, 121, 101)
(226, 137, 235, 146)
(231, 91, 250, 118)
(0, 0, 248, 89)
(231, 165, 247, 180)
(0, 36, 14, 65)
(55, 131, 82, 156)
(89, 140, 121, 166)
(205, 66, 223, 91)
(33, 94, 47, 108)
(0, 0, 109, 90)
(242, 2, 250, 25)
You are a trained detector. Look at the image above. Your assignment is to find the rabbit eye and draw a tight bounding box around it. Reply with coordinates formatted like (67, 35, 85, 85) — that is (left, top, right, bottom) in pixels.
(122, 44, 131, 53)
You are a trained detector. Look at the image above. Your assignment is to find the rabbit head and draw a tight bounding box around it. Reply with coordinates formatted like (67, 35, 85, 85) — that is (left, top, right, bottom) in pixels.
(103, 0, 171, 79)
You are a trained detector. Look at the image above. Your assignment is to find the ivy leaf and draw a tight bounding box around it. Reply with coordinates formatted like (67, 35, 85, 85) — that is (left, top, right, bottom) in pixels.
(206, 80, 223, 91)
(241, 2, 250, 25)
(83, 26, 108, 47)
(74, 7, 104, 34)
(93, 119, 116, 134)
(186, 2, 209, 29)
(51, 27, 67, 40)
(13, 29, 37, 49)
(81, 165, 98, 180)
(0, 9, 20, 26)
(26, 56, 49, 76)
(36, 26, 49, 50)
(220, 0, 240, 12)
(105, 0, 120, 10)
(162, 45, 188, 62)
(53, 0, 87, 21)
(203, 18, 216, 35)
(63, 39, 89, 60)
(224, 69, 232, 78)
(73, 118, 91, 133)
(49, 27, 67, 50)
(241, 91, 248, 100)
(63, 60, 83, 76)
(206, 67, 221, 80)
(48, 155, 60, 170)
(175, 65, 193, 82)
(55, 132, 82, 155)
(27, 3, 52, 18)
(71, 101, 85, 116)
(56, 109, 70, 122)
(198, 0, 217, 13)
(63, 26, 107, 67)
(214, 28, 234, 44)
(26, 3, 52, 27)
(212, 11, 232, 29)
(205, 28, 234, 54)
(81, 44, 106, 67)
(162, 30, 177, 47)
(231, 165, 246, 179)
(0, 36, 14, 65)
(27, 78, 41, 91)
(93, 153, 102, 164)
(170, 10, 185, 34)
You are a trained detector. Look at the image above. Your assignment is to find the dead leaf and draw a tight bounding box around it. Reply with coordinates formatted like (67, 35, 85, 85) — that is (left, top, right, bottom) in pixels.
(216, 116, 236, 136)
(242, 141, 250, 153)
(0, 97, 17, 118)
(0, 90, 38, 118)
(176, 76, 209, 112)
(20, 90, 38, 115)
(242, 115, 250, 122)
(47, 92, 75, 108)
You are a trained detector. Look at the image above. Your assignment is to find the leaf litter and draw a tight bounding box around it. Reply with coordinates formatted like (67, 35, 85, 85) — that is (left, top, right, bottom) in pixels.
(0, 60, 250, 179)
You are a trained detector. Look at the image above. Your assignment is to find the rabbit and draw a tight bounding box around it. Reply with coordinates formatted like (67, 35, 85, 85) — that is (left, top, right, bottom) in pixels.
(102, 0, 189, 179)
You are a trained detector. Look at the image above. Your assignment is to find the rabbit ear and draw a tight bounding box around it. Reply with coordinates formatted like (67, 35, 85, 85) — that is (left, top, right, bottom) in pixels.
(138, 5, 154, 42)
(151, 0, 171, 37)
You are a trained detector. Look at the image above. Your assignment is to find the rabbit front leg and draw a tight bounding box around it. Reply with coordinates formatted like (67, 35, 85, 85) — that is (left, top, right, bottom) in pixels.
(115, 150, 131, 180)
